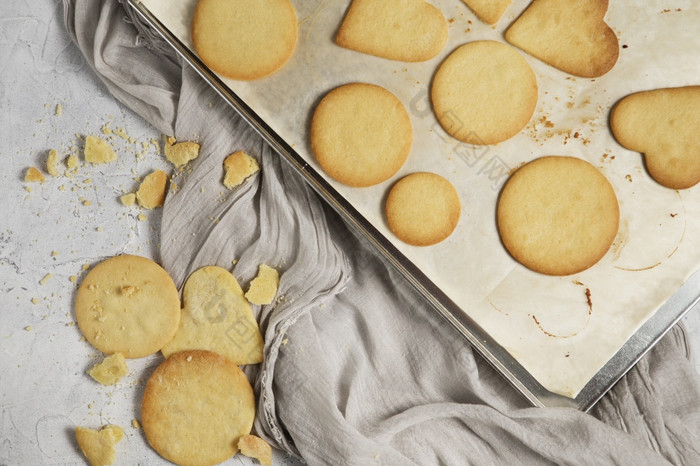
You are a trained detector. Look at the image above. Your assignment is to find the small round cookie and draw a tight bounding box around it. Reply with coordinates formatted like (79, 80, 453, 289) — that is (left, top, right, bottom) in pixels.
(311, 83, 413, 187)
(385, 172, 461, 246)
(192, 0, 298, 80)
(431, 40, 538, 145)
(75, 255, 180, 358)
(142, 350, 255, 466)
(497, 156, 619, 276)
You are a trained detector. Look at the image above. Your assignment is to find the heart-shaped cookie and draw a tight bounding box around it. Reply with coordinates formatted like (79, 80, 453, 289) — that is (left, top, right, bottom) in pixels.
(611, 86, 700, 190)
(461, 0, 511, 25)
(336, 0, 448, 62)
(505, 0, 619, 77)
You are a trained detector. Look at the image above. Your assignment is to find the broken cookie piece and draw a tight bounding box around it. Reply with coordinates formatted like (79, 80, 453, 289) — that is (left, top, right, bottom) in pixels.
(223, 151, 260, 189)
(88, 353, 128, 385)
(120, 193, 136, 206)
(24, 167, 45, 183)
(136, 170, 168, 209)
(245, 264, 279, 305)
(238, 434, 272, 466)
(65, 155, 80, 177)
(164, 136, 200, 168)
(46, 150, 61, 177)
(75, 424, 124, 466)
(84, 136, 117, 165)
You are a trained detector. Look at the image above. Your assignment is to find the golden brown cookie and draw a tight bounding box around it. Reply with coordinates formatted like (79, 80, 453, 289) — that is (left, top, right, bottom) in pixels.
(192, 0, 298, 80)
(141, 350, 255, 466)
(610, 86, 700, 190)
(75, 255, 180, 358)
(497, 156, 619, 276)
(460, 0, 510, 25)
(385, 172, 461, 246)
(336, 0, 448, 62)
(431, 41, 537, 145)
(161, 266, 264, 365)
(505, 0, 619, 78)
(311, 83, 412, 187)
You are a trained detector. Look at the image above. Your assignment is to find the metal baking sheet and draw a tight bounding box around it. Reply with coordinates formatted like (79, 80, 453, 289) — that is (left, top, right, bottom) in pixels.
(125, 0, 700, 410)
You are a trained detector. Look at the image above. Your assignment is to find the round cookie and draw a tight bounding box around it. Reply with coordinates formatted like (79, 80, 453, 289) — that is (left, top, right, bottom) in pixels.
(431, 40, 538, 145)
(311, 83, 413, 187)
(141, 350, 255, 466)
(75, 255, 180, 358)
(385, 172, 461, 246)
(497, 156, 619, 276)
(192, 0, 298, 81)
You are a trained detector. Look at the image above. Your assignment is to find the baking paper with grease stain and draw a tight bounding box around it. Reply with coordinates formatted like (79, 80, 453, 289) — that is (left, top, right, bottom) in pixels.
(140, 0, 700, 398)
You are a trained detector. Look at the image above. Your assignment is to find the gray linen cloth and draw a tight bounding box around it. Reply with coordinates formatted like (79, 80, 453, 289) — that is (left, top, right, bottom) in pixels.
(64, 1, 700, 464)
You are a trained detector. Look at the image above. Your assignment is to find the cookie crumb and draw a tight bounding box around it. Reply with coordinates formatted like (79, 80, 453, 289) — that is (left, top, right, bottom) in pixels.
(84, 136, 117, 165)
(120, 193, 136, 206)
(39, 273, 53, 285)
(113, 127, 129, 140)
(25, 167, 45, 183)
(65, 155, 80, 177)
(47, 150, 60, 177)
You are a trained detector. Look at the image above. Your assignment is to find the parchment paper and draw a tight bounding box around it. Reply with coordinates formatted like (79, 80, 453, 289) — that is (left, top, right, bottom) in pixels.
(140, 0, 700, 398)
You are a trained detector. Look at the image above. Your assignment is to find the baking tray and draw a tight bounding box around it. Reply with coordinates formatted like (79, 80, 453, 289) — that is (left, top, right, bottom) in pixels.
(124, 0, 700, 410)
